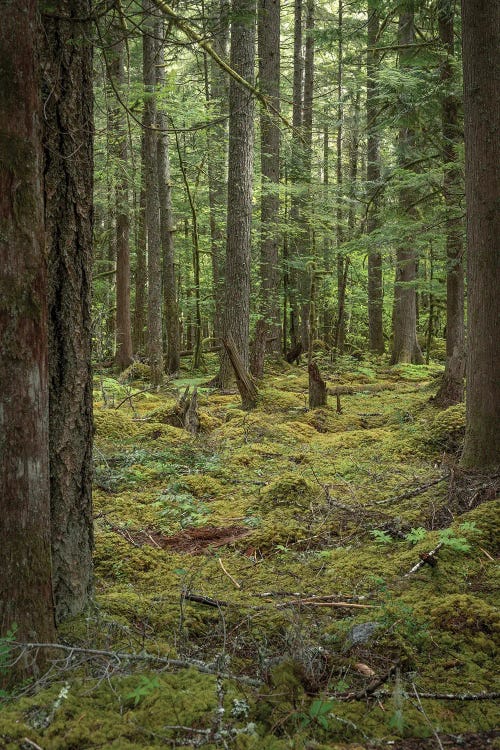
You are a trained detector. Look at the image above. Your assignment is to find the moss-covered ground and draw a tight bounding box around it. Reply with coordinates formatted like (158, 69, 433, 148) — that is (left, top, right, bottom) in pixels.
(1, 352, 498, 749)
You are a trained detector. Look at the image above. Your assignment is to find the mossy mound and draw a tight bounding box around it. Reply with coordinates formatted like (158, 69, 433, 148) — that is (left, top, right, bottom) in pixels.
(94, 409, 138, 440)
(429, 594, 500, 635)
(258, 473, 320, 510)
(426, 403, 466, 451)
(118, 361, 152, 383)
(258, 386, 307, 412)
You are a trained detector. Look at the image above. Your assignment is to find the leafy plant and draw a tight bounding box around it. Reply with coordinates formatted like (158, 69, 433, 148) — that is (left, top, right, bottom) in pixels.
(298, 699, 335, 730)
(370, 528, 393, 544)
(405, 527, 427, 545)
(125, 675, 161, 707)
(438, 528, 471, 552)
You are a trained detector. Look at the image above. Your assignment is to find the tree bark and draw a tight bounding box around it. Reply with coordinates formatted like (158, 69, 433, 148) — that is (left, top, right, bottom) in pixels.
(206, 0, 229, 358)
(109, 36, 133, 372)
(143, 0, 164, 384)
(335, 0, 346, 355)
(390, 1, 424, 365)
(433, 0, 465, 406)
(460, 0, 500, 471)
(366, 0, 384, 353)
(220, 0, 256, 386)
(308, 362, 327, 408)
(42, 0, 94, 624)
(156, 21, 180, 374)
(258, 0, 281, 354)
(0, 0, 56, 672)
(133, 122, 148, 355)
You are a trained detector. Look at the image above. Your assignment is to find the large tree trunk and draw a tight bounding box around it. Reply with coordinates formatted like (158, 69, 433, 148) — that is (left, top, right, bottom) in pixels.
(0, 0, 56, 673)
(42, 0, 94, 624)
(258, 0, 281, 355)
(143, 0, 164, 384)
(220, 0, 256, 386)
(206, 0, 229, 355)
(390, 1, 423, 365)
(366, 0, 384, 353)
(433, 0, 465, 406)
(156, 21, 180, 374)
(109, 36, 133, 372)
(460, 0, 500, 471)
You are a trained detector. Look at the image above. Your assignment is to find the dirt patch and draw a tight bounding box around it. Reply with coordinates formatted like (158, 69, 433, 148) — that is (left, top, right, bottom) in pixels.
(108, 523, 252, 554)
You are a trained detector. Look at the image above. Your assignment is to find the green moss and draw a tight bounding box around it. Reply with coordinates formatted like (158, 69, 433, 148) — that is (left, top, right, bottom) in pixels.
(426, 403, 466, 451)
(258, 473, 320, 510)
(94, 409, 138, 440)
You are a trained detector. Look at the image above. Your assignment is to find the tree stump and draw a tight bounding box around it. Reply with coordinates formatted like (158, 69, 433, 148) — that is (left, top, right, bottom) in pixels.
(308, 361, 327, 408)
(161, 386, 200, 434)
(222, 336, 258, 410)
(286, 341, 303, 364)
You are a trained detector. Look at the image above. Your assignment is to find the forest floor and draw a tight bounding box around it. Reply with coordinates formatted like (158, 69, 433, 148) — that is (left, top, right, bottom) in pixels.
(1, 351, 499, 750)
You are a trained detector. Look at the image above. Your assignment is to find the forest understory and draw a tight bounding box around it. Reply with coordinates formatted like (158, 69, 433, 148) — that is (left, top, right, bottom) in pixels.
(1, 352, 498, 750)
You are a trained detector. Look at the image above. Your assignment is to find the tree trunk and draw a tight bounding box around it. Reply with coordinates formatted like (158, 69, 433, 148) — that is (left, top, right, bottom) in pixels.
(390, 1, 424, 365)
(0, 0, 56, 673)
(42, 0, 94, 624)
(133, 123, 147, 355)
(109, 36, 133, 372)
(258, 0, 281, 354)
(287, 0, 303, 350)
(220, 0, 256, 386)
(366, 0, 384, 353)
(206, 0, 229, 359)
(335, 0, 346, 354)
(299, 0, 315, 352)
(143, 0, 164, 384)
(433, 0, 465, 406)
(156, 21, 180, 374)
(223, 337, 259, 410)
(460, 0, 500, 471)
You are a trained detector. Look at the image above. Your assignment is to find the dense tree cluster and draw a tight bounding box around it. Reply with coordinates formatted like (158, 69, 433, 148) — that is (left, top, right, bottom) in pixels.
(0, 0, 498, 680)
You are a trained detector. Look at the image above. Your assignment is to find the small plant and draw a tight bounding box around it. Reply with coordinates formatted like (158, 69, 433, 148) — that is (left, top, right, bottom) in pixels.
(298, 698, 335, 730)
(370, 528, 393, 544)
(125, 675, 161, 707)
(405, 527, 427, 545)
(438, 528, 471, 552)
(0, 624, 17, 699)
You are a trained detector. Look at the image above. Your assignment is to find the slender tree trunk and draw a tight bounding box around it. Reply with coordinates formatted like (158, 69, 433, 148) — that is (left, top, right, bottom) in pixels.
(42, 0, 94, 624)
(143, 0, 164, 384)
(220, 0, 256, 385)
(0, 0, 56, 672)
(299, 0, 315, 351)
(287, 0, 303, 351)
(335, 0, 346, 354)
(460, 0, 500, 471)
(366, 0, 384, 353)
(109, 37, 133, 372)
(390, 1, 424, 365)
(133, 123, 147, 355)
(156, 21, 180, 374)
(433, 0, 465, 406)
(258, 0, 281, 354)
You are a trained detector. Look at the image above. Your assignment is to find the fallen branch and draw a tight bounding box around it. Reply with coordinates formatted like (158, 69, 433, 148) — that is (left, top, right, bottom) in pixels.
(183, 593, 228, 608)
(334, 663, 398, 701)
(12, 642, 261, 687)
(278, 599, 374, 610)
(375, 689, 500, 701)
(375, 474, 449, 505)
(404, 542, 442, 577)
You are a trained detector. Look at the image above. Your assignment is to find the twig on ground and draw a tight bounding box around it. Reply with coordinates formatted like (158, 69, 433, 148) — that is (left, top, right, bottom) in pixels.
(11, 643, 261, 687)
(183, 593, 229, 608)
(375, 474, 449, 505)
(404, 542, 443, 577)
(411, 683, 445, 750)
(218, 557, 241, 589)
(333, 663, 398, 701)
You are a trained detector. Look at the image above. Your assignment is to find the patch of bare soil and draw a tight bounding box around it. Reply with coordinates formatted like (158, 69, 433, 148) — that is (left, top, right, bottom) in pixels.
(127, 525, 251, 554)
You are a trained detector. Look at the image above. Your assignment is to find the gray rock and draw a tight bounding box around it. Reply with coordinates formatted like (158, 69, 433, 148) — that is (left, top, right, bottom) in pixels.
(347, 621, 381, 646)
